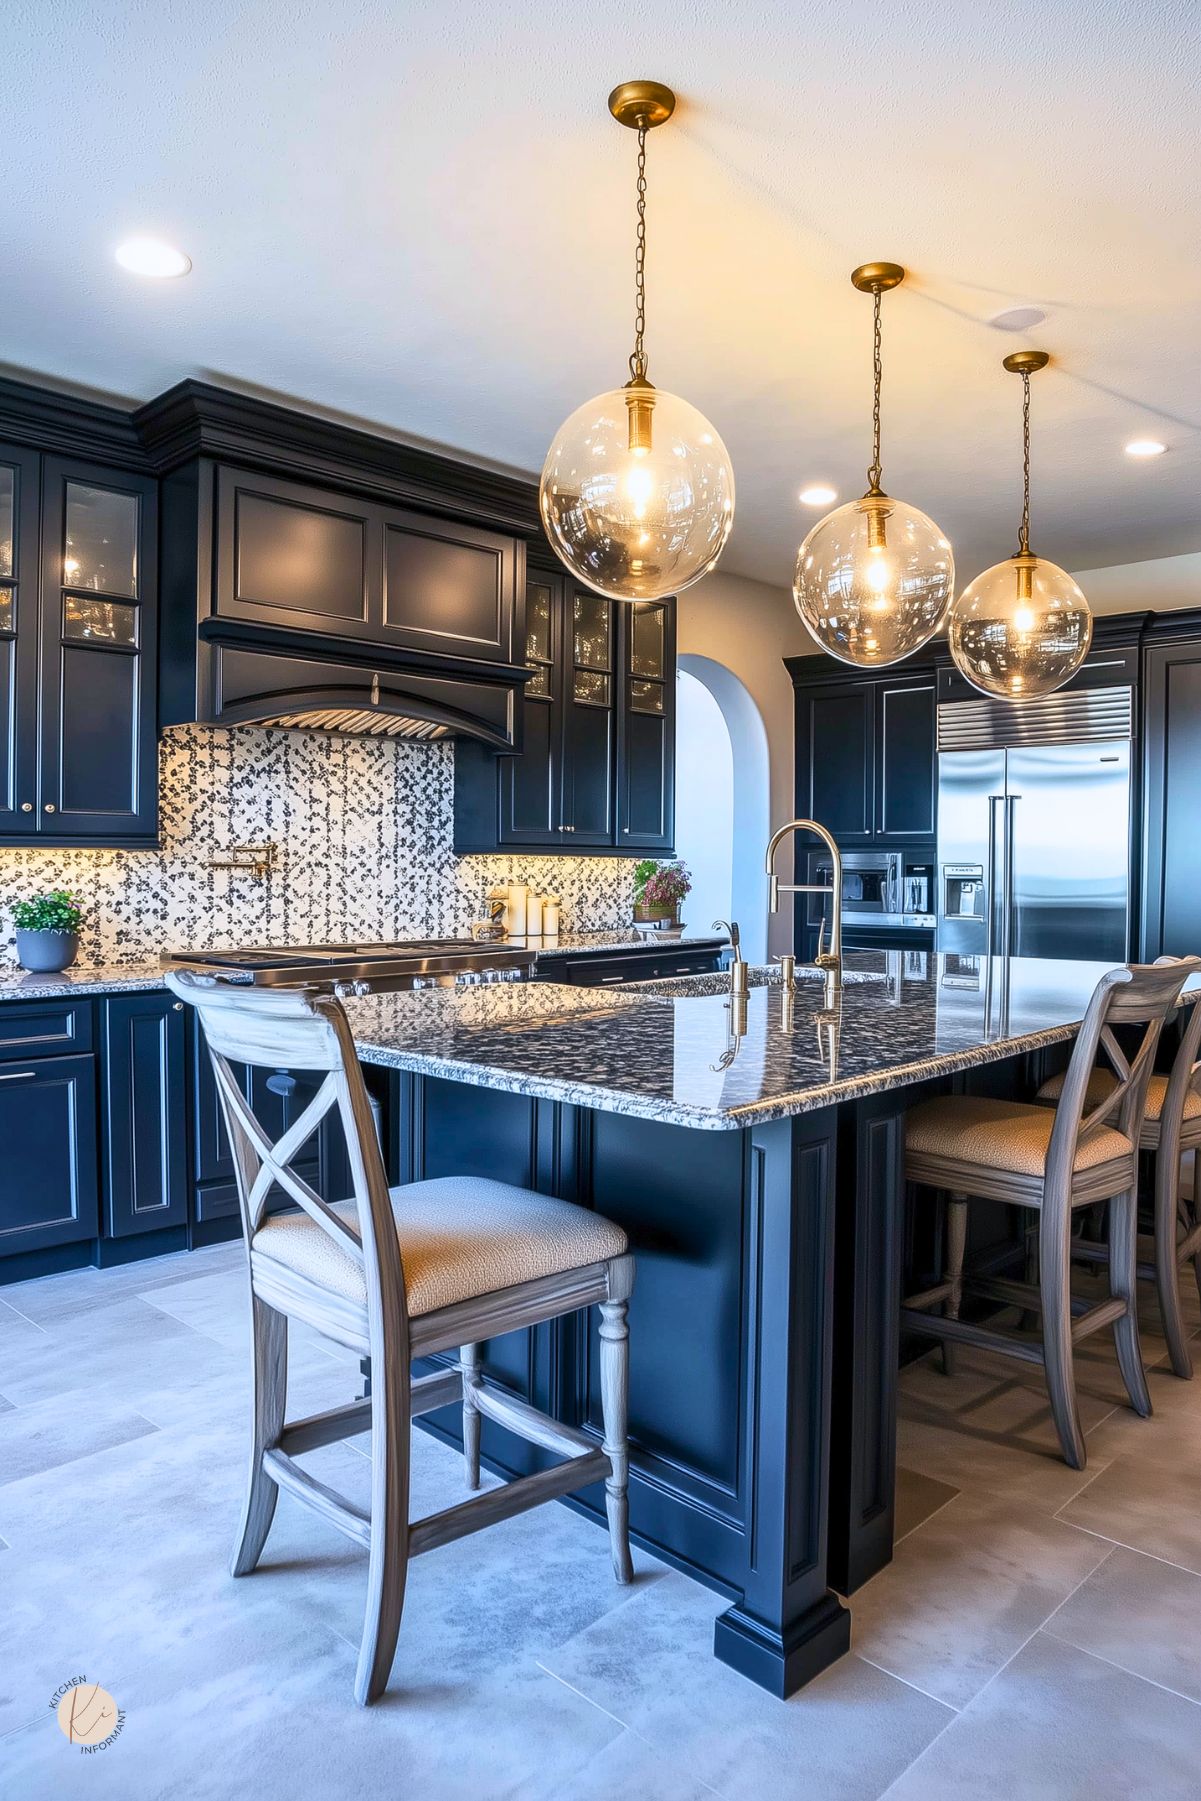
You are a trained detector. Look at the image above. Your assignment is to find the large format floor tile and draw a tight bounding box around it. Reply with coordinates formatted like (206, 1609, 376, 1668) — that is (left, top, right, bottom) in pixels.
(541, 1570, 954, 1800)
(885, 1631, 1201, 1799)
(1055, 1433, 1201, 1575)
(1047, 1544, 1201, 1705)
(851, 1485, 1109, 1708)
(0, 1391, 159, 1486)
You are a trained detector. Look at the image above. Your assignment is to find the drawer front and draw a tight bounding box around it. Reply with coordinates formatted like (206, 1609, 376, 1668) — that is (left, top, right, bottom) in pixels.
(0, 998, 93, 1062)
(0, 1053, 99, 1255)
(554, 948, 722, 986)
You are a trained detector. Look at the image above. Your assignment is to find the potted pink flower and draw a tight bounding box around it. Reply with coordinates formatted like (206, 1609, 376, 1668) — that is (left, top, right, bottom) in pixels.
(633, 860, 692, 927)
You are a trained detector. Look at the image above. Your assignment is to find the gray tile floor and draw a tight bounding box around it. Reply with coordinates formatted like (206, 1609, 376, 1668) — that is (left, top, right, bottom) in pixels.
(2, 1248, 1201, 1799)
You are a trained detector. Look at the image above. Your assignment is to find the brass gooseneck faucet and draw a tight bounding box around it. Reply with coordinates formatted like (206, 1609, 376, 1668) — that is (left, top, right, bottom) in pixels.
(764, 818, 843, 1000)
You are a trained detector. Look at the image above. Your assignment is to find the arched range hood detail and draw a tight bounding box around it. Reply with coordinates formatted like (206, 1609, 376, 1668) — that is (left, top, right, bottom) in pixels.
(139, 381, 540, 751)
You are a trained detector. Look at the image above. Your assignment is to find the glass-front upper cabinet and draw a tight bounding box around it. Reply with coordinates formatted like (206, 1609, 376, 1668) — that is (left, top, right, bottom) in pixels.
(0, 445, 40, 835)
(564, 586, 616, 843)
(37, 457, 159, 843)
(617, 598, 675, 852)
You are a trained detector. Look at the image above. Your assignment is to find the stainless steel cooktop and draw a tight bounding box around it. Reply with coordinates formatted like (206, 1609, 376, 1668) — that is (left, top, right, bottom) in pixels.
(162, 938, 536, 994)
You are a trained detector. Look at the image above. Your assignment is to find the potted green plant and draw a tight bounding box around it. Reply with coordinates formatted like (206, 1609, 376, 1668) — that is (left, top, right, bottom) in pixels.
(633, 860, 692, 927)
(10, 890, 83, 974)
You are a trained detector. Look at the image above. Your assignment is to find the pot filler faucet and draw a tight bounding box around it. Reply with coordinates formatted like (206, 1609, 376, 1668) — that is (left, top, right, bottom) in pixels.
(764, 818, 843, 996)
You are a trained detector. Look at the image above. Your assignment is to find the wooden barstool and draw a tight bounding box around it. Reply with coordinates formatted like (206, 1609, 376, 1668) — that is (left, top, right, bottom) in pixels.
(901, 961, 1195, 1469)
(1035, 960, 1201, 1378)
(167, 971, 635, 1707)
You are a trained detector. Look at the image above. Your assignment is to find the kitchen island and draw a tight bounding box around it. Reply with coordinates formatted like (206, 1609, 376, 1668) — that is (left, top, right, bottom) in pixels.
(341, 952, 1197, 1698)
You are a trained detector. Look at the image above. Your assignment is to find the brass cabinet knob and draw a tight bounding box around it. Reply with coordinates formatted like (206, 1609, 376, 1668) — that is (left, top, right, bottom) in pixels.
(172, 1001, 184, 1012)
(44, 803, 57, 814)
(20, 802, 33, 813)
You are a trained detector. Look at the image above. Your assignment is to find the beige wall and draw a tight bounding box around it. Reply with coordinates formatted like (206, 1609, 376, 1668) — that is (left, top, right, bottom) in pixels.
(677, 568, 815, 953)
(1071, 550, 1201, 616)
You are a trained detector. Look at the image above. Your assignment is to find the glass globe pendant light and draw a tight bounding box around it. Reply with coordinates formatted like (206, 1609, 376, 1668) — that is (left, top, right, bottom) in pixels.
(539, 81, 735, 602)
(949, 352, 1091, 700)
(794, 263, 954, 666)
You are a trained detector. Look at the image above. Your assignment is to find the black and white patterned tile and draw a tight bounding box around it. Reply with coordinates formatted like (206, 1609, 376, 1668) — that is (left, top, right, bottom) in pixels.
(0, 727, 638, 967)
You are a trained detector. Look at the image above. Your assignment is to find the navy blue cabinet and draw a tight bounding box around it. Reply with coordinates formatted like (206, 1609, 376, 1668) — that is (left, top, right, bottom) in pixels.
(454, 568, 676, 854)
(790, 668, 936, 846)
(101, 993, 188, 1238)
(0, 446, 159, 848)
(0, 1001, 99, 1260)
(0, 441, 41, 837)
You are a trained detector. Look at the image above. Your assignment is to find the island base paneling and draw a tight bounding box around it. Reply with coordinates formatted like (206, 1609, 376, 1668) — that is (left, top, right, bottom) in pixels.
(392, 1069, 863, 1696)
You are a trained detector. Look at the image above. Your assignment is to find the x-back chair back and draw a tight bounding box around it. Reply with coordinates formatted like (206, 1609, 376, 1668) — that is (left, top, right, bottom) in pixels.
(904, 958, 1199, 1471)
(170, 970, 408, 1347)
(1043, 961, 1200, 1199)
(166, 969, 634, 1707)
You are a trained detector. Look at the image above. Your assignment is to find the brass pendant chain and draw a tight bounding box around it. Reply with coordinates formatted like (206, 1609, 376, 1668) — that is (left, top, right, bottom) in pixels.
(867, 287, 883, 495)
(1018, 371, 1032, 556)
(629, 122, 648, 381)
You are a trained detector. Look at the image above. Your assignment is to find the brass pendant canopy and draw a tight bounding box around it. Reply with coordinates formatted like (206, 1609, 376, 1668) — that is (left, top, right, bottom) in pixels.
(948, 352, 1092, 700)
(793, 261, 955, 666)
(540, 80, 735, 602)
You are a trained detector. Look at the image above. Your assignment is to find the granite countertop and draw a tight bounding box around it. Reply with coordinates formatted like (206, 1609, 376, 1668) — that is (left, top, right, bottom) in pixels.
(344, 951, 1201, 1132)
(0, 960, 171, 1002)
(0, 929, 728, 1003)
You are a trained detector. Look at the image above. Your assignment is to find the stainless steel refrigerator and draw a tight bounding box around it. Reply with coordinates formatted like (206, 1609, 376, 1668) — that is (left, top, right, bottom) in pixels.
(936, 685, 1133, 962)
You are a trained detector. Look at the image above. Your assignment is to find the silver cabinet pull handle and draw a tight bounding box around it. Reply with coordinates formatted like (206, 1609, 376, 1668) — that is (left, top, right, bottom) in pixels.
(0, 1071, 35, 1082)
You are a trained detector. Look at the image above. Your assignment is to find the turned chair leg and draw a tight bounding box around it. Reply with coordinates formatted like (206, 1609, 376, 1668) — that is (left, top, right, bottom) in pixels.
(461, 1342, 483, 1488)
(231, 1294, 287, 1578)
(1156, 1146, 1194, 1380)
(1040, 1209, 1087, 1470)
(942, 1193, 968, 1377)
(355, 1357, 411, 1707)
(1109, 1186, 1153, 1418)
(598, 1297, 634, 1585)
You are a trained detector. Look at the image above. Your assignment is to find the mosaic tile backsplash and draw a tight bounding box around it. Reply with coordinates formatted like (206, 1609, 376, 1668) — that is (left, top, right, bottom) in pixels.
(0, 727, 638, 967)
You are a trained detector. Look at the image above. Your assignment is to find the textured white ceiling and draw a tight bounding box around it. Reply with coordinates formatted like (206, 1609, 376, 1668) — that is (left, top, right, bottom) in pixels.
(3, 0, 1198, 589)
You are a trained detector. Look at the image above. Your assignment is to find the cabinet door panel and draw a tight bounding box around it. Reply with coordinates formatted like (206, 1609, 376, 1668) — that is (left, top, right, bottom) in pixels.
(103, 994, 188, 1237)
(0, 443, 41, 837)
(797, 683, 874, 840)
(217, 467, 373, 633)
(876, 679, 936, 839)
(0, 1054, 99, 1257)
(563, 586, 616, 844)
(617, 601, 675, 851)
(38, 458, 158, 841)
(382, 512, 515, 662)
(498, 571, 564, 844)
(1142, 638, 1201, 959)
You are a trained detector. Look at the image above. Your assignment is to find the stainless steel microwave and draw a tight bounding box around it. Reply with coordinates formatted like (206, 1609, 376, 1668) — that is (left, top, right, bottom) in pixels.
(807, 850, 935, 929)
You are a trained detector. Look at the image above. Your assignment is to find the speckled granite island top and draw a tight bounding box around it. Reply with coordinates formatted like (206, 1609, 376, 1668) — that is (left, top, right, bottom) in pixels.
(345, 952, 1201, 1132)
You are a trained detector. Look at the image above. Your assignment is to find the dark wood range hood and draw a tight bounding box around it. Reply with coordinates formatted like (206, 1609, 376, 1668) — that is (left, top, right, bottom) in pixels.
(137, 381, 543, 749)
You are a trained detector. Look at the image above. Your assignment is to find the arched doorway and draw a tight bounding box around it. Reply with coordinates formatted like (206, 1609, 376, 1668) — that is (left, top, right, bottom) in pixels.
(676, 655, 771, 963)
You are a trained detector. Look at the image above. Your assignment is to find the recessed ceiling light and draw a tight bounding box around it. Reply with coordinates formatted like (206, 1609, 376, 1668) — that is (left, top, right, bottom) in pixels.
(988, 305, 1047, 332)
(115, 237, 192, 279)
(799, 484, 838, 507)
(1125, 437, 1167, 458)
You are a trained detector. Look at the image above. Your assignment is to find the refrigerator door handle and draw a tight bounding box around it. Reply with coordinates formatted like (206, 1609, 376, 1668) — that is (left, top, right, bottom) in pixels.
(986, 793, 1004, 960)
(1005, 793, 1020, 957)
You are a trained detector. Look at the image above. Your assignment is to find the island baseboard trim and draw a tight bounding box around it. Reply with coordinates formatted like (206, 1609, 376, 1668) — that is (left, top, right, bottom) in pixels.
(712, 1591, 851, 1698)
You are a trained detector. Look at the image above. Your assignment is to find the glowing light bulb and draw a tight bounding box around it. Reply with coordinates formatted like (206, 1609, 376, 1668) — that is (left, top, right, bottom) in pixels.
(865, 550, 892, 596)
(1013, 605, 1036, 634)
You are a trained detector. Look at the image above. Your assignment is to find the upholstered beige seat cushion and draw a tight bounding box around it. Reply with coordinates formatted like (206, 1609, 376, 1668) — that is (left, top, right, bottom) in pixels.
(905, 1095, 1133, 1178)
(251, 1176, 628, 1315)
(1036, 1067, 1201, 1124)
